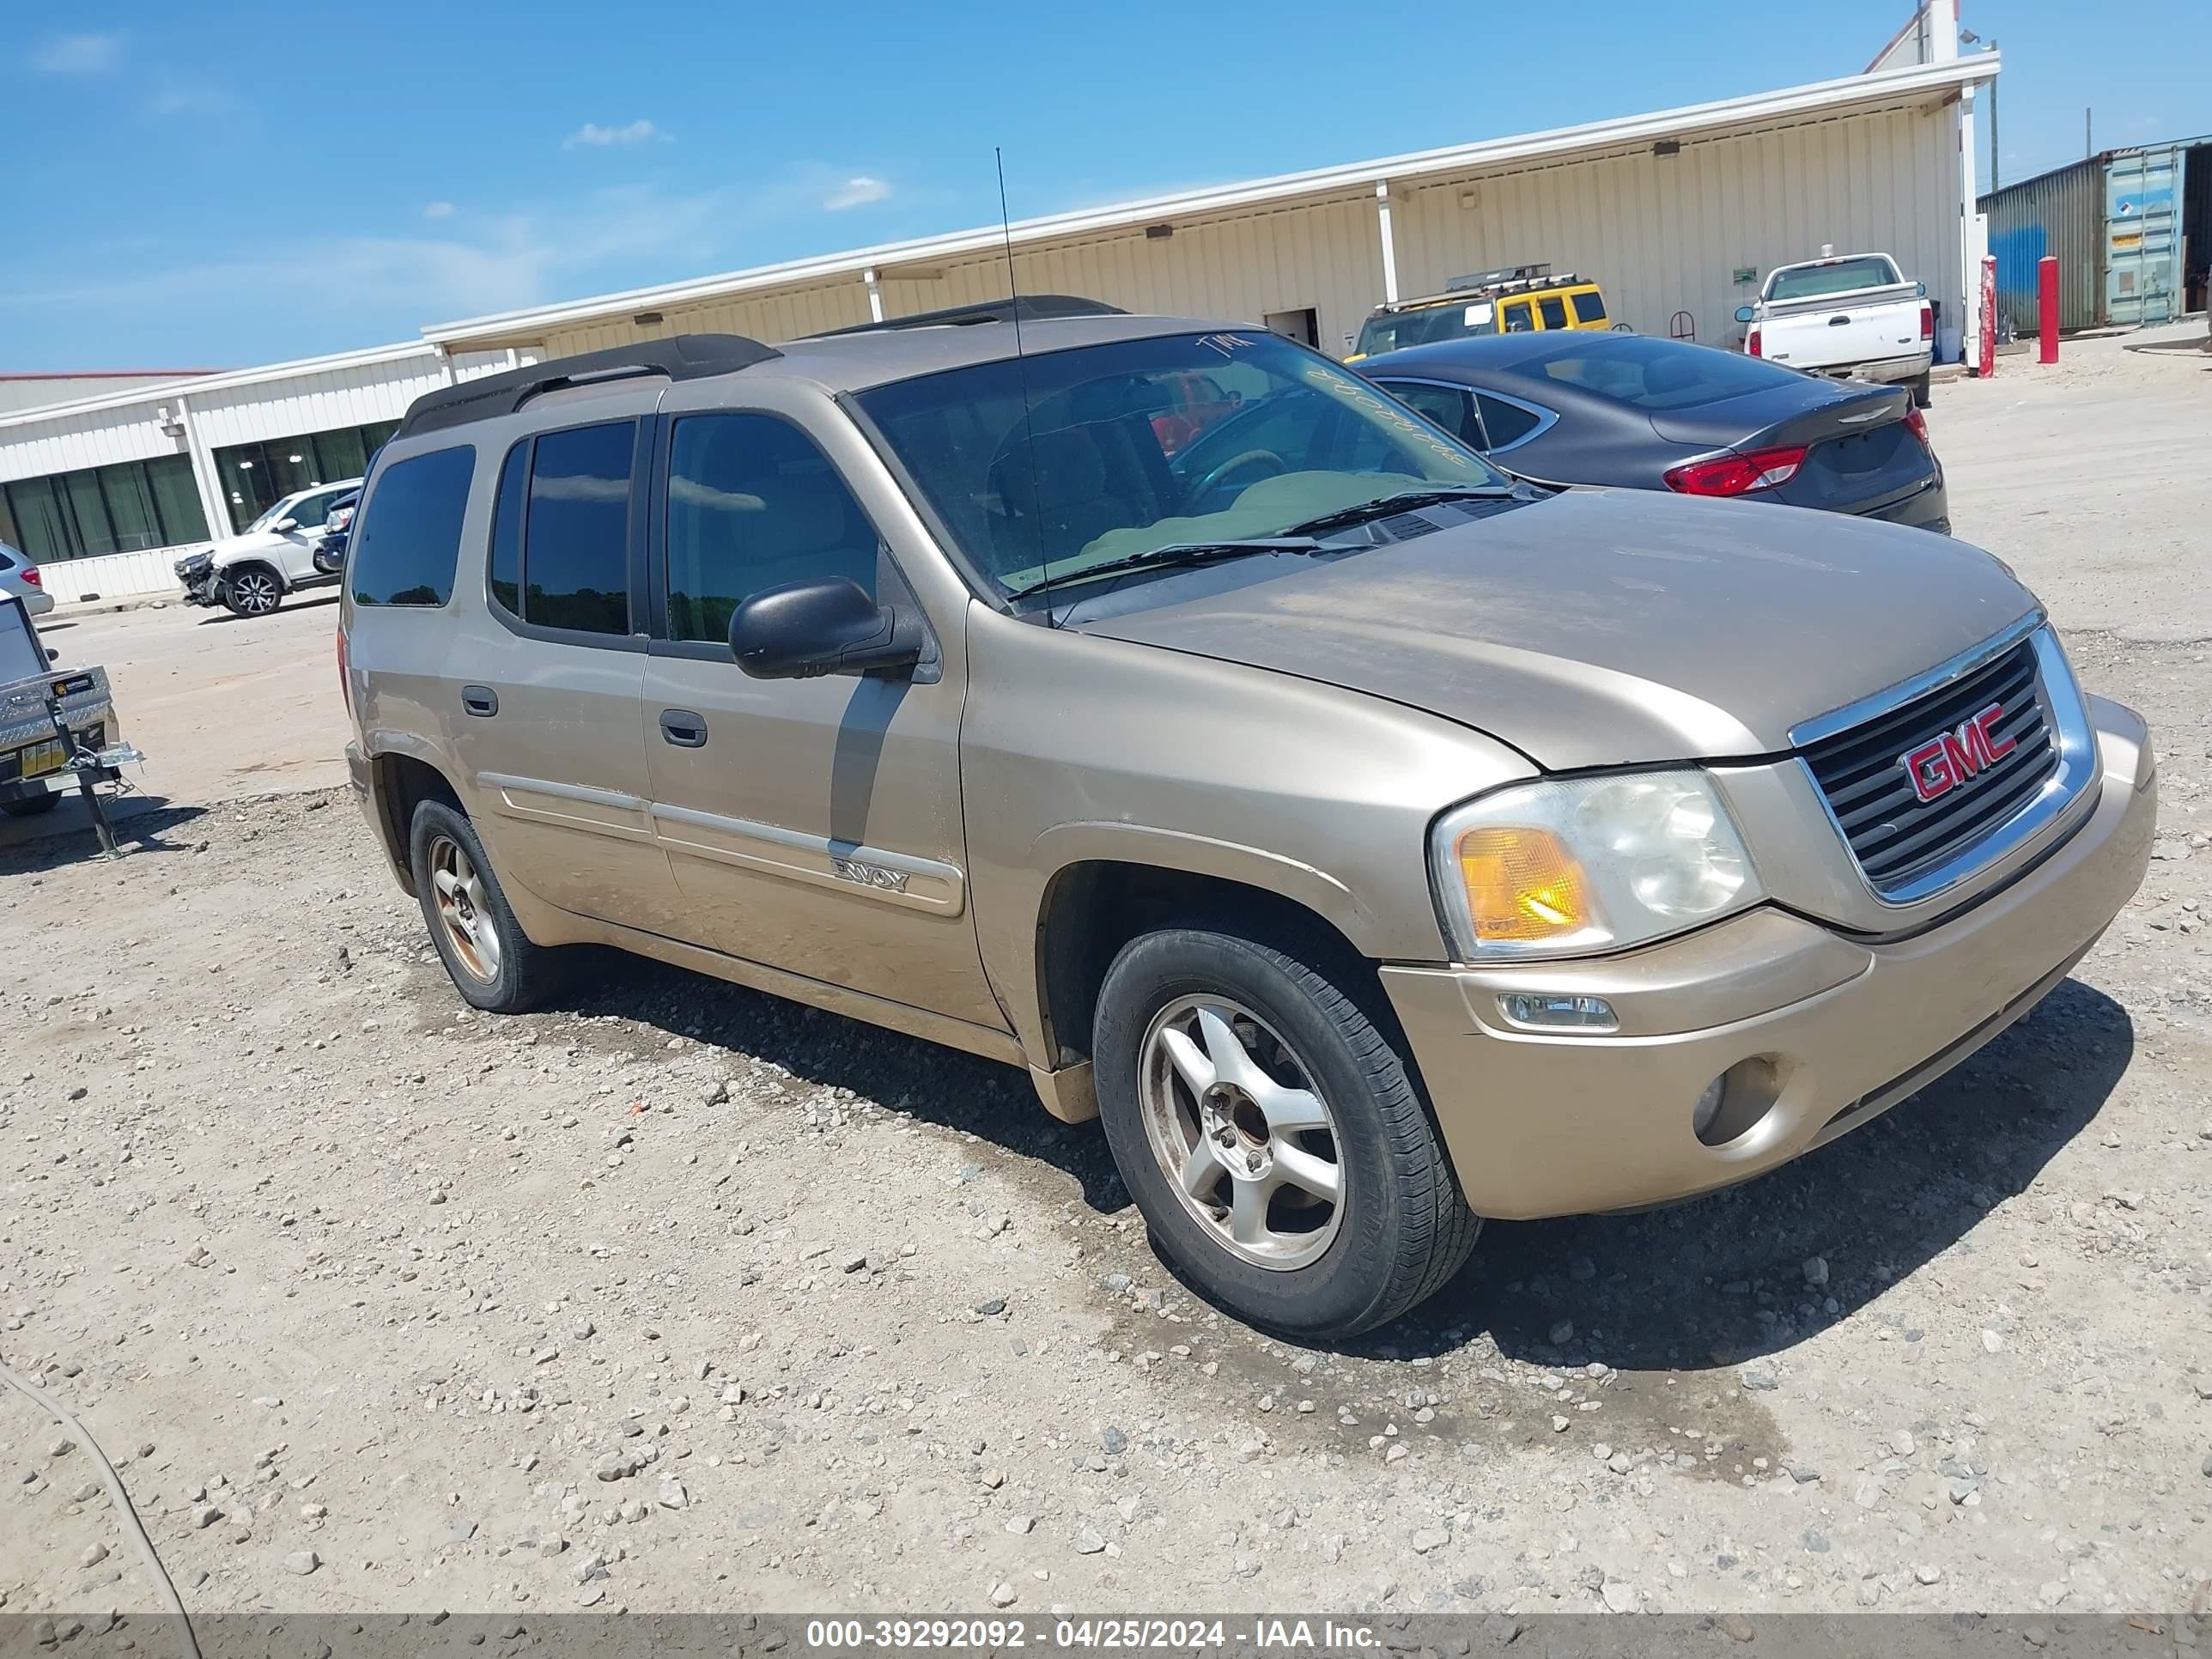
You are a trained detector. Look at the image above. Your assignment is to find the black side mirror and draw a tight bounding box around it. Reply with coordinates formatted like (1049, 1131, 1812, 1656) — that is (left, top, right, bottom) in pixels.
(1734, 305, 1756, 324)
(46, 647, 59, 663)
(729, 576, 923, 680)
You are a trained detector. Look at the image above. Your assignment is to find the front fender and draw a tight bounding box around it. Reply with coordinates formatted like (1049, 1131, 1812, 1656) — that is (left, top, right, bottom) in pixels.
(1031, 821, 1386, 951)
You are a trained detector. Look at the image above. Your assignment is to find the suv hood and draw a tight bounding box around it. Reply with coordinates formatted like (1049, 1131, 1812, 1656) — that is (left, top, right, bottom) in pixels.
(209, 527, 287, 562)
(1078, 489, 2038, 770)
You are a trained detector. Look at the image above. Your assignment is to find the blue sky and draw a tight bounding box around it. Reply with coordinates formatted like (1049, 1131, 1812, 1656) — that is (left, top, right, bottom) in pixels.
(7, 0, 2204, 370)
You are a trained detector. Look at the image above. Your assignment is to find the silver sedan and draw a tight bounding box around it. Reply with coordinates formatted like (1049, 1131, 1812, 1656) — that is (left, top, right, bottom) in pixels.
(0, 542, 53, 617)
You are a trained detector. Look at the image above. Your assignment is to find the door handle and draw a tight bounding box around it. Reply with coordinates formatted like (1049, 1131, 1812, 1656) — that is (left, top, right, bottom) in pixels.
(461, 685, 498, 718)
(659, 708, 708, 748)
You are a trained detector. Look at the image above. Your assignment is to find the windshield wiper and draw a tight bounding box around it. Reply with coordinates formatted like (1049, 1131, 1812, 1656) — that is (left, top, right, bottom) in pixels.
(1003, 538, 1323, 601)
(1281, 484, 1517, 538)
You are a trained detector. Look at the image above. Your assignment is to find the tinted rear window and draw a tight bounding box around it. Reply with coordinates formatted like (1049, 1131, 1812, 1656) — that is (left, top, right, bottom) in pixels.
(1476, 393, 1544, 447)
(1522, 337, 1802, 410)
(1765, 256, 1900, 301)
(350, 445, 475, 607)
(1571, 290, 1607, 323)
(488, 443, 525, 614)
(523, 421, 635, 635)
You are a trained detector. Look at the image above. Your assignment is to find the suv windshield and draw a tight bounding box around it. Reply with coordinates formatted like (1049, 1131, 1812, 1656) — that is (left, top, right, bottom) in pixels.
(246, 491, 318, 533)
(858, 331, 1504, 599)
(1765, 256, 1901, 301)
(1354, 301, 1498, 357)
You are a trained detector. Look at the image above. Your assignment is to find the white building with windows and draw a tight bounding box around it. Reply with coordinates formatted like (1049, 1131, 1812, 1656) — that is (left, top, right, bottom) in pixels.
(1, 22, 1992, 601)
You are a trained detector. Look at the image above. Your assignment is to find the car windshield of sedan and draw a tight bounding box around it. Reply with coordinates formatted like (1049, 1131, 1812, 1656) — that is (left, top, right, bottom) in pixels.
(857, 331, 1506, 599)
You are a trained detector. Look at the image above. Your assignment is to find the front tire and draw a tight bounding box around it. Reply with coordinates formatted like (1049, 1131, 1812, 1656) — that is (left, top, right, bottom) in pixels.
(1092, 928, 1480, 1339)
(222, 565, 283, 617)
(2, 793, 61, 818)
(407, 799, 565, 1013)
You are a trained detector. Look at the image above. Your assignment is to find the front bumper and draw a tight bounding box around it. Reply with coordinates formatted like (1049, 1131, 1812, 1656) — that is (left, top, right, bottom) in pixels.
(1382, 696, 2155, 1220)
(175, 560, 221, 605)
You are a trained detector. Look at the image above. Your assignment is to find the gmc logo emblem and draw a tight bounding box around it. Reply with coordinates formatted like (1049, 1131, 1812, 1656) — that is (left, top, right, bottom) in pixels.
(1901, 702, 2015, 804)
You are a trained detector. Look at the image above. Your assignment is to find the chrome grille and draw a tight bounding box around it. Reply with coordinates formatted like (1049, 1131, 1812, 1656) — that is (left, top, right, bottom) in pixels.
(1802, 638, 2058, 894)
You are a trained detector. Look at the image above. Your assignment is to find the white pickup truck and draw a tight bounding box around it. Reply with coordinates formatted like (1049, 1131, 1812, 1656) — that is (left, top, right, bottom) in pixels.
(1736, 252, 1933, 407)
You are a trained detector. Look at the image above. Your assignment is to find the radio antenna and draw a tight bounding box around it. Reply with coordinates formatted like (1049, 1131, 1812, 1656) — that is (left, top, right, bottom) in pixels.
(996, 147, 1053, 621)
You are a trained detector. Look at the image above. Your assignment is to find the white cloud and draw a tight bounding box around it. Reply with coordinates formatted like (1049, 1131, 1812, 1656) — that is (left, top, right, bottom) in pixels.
(34, 31, 125, 74)
(0, 165, 932, 346)
(823, 175, 892, 211)
(2, 180, 748, 326)
(424, 201, 456, 220)
(148, 74, 233, 116)
(564, 118, 671, 149)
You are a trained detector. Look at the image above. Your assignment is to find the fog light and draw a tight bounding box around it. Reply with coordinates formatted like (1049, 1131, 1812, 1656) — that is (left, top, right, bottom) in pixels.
(1692, 1074, 1728, 1141)
(1693, 1056, 1785, 1147)
(1498, 993, 1618, 1031)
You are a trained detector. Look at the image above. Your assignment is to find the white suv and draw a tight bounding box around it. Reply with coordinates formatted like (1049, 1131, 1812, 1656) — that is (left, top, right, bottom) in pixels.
(175, 478, 362, 617)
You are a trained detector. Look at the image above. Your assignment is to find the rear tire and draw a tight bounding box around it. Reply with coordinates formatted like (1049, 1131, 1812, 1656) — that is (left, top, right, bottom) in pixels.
(1910, 372, 1932, 410)
(1092, 927, 1480, 1339)
(222, 564, 283, 617)
(407, 799, 566, 1013)
(2, 793, 61, 818)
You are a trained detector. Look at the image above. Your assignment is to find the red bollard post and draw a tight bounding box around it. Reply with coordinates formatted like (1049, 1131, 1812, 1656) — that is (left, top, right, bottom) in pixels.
(2037, 256, 2060, 364)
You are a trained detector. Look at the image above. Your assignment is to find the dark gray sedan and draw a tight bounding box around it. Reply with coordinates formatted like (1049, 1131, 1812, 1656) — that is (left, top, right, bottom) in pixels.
(1353, 331, 1948, 532)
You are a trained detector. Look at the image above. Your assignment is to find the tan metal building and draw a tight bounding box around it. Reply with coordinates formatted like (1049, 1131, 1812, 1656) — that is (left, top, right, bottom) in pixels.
(427, 56, 1997, 369)
(2, 44, 1996, 599)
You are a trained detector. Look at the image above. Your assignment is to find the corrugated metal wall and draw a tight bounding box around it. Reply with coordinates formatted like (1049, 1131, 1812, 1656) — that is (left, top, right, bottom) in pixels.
(0, 348, 515, 486)
(1395, 104, 1960, 349)
(1981, 157, 2106, 334)
(0, 347, 529, 594)
(185, 349, 448, 449)
(914, 195, 1389, 354)
(539, 286, 872, 360)
(527, 103, 1957, 365)
(0, 401, 185, 480)
(539, 194, 1391, 360)
(41, 546, 181, 603)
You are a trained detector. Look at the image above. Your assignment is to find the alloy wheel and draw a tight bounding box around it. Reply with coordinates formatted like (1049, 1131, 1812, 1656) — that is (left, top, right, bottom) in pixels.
(1136, 994, 1344, 1271)
(232, 572, 279, 614)
(428, 834, 501, 983)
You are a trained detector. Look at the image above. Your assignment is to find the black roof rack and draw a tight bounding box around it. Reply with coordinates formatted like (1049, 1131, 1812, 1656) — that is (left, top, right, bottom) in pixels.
(392, 333, 781, 440)
(808, 295, 1126, 338)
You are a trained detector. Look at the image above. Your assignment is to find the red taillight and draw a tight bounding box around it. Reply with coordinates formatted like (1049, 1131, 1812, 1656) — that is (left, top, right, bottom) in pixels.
(1918, 302, 1933, 342)
(1902, 405, 1930, 447)
(1747, 325, 1763, 357)
(1663, 445, 1808, 496)
(337, 626, 351, 714)
(18, 564, 40, 587)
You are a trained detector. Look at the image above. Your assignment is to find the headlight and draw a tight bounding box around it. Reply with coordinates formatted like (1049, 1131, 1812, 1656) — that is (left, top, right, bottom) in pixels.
(1429, 770, 1762, 960)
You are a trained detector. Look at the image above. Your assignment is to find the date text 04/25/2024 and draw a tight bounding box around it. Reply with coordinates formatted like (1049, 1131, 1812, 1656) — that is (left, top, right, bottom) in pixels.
(801, 1619, 1380, 1651)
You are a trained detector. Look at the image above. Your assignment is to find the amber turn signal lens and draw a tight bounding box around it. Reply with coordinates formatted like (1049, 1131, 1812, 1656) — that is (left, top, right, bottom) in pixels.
(1455, 827, 1587, 943)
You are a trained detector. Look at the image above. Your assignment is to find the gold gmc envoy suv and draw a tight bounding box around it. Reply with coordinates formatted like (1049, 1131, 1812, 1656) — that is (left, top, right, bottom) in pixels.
(340, 300, 2155, 1338)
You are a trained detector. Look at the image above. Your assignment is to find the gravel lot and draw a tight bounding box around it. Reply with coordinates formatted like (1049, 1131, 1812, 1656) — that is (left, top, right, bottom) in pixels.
(3, 331, 2209, 1626)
